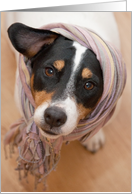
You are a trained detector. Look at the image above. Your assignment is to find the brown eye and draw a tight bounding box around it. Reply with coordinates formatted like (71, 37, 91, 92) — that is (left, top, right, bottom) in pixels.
(84, 82, 94, 90)
(45, 67, 54, 77)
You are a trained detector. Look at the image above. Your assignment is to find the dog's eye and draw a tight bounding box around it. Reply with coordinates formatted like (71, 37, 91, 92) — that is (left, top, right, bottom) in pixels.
(45, 67, 54, 77)
(84, 82, 94, 90)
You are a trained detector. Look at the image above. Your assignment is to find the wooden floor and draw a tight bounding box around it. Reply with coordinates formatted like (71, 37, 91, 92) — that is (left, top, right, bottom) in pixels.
(1, 12, 131, 192)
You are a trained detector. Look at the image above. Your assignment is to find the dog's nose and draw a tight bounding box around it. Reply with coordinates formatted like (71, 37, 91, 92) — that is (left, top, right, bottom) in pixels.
(44, 107, 67, 128)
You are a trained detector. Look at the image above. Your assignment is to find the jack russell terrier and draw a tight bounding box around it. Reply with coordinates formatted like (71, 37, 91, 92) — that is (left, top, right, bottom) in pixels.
(5, 12, 122, 154)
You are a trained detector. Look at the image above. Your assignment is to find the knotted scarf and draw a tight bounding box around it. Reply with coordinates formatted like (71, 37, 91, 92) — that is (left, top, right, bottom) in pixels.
(4, 23, 127, 189)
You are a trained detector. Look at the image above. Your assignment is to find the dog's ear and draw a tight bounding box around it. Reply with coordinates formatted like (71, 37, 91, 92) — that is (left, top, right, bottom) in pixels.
(7, 23, 59, 58)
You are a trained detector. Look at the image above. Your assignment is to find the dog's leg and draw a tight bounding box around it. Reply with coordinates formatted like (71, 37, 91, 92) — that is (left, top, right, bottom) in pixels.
(82, 128, 105, 153)
(82, 97, 122, 153)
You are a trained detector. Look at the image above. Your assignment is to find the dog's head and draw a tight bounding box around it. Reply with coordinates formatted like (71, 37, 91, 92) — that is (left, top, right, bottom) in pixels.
(8, 23, 103, 139)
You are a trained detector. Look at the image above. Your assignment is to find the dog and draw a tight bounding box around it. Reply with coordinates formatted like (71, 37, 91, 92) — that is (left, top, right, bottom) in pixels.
(5, 12, 121, 153)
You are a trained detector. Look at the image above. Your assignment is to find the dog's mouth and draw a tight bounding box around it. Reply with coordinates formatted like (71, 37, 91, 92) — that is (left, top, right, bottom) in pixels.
(43, 129, 58, 136)
(38, 126, 62, 139)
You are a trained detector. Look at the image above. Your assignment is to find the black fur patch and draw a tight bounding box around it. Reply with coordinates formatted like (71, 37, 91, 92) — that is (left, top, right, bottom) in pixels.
(32, 36, 75, 96)
(31, 40, 103, 109)
(8, 23, 103, 110)
(74, 49, 103, 108)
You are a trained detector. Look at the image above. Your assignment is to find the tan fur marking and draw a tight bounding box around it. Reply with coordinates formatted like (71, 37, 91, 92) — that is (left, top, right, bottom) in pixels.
(82, 68, 92, 79)
(34, 91, 54, 107)
(30, 74, 35, 98)
(30, 74, 54, 107)
(53, 60, 65, 71)
(95, 97, 102, 107)
(77, 104, 92, 121)
(77, 95, 102, 121)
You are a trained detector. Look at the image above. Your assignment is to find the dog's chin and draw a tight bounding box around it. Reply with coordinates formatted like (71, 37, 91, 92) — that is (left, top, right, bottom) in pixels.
(35, 122, 64, 139)
(39, 128, 62, 139)
(37, 124, 74, 139)
(34, 118, 77, 139)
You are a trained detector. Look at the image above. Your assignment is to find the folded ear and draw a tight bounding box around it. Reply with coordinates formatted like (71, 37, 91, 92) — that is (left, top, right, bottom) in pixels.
(7, 23, 59, 58)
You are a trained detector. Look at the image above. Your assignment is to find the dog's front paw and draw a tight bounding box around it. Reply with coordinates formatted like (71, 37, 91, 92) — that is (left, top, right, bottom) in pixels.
(82, 128, 105, 153)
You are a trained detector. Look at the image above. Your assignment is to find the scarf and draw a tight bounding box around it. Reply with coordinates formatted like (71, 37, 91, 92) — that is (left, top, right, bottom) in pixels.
(4, 23, 127, 189)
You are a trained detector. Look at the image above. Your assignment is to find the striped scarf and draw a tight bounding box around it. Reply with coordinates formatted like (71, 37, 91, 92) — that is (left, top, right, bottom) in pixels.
(4, 23, 126, 188)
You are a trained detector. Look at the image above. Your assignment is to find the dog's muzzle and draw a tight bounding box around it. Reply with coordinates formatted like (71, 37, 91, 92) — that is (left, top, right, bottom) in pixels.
(42, 106, 67, 135)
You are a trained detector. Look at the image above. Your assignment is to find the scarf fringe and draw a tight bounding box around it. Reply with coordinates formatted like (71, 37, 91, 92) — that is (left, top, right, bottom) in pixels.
(4, 119, 61, 190)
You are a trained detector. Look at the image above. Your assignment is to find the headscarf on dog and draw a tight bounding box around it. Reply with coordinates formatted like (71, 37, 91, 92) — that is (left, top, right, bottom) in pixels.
(4, 23, 127, 189)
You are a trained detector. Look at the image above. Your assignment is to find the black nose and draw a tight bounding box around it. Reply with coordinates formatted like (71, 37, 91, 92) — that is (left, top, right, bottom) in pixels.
(44, 107, 67, 128)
